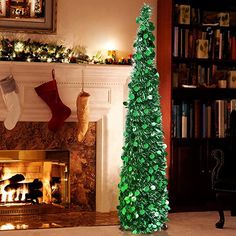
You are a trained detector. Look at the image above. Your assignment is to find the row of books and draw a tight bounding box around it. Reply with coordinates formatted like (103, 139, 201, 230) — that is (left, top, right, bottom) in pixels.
(173, 63, 214, 87)
(173, 63, 236, 88)
(172, 99, 236, 138)
(174, 4, 231, 27)
(173, 27, 236, 60)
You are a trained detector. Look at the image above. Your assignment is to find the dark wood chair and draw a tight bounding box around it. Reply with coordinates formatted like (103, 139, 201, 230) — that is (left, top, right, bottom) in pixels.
(211, 148, 236, 228)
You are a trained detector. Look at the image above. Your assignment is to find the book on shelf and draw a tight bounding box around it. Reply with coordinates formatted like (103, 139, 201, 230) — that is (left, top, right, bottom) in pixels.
(201, 103, 212, 138)
(173, 26, 179, 57)
(206, 105, 212, 138)
(194, 100, 201, 138)
(203, 11, 230, 26)
(230, 99, 236, 111)
(191, 7, 201, 24)
(177, 5, 191, 25)
(172, 100, 235, 139)
(231, 36, 236, 59)
(181, 102, 188, 138)
(217, 12, 230, 27)
(184, 28, 189, 58)
(189, 103, 193, 138)
(176, 104, 181, 138)
(202, 103, 207, 138)
(172, 103, 177, 138)
(230, 12, 236, 26)
(196, 39, 209, 59)
(215, 100, 225, 138)
(227, 71, 236, 88)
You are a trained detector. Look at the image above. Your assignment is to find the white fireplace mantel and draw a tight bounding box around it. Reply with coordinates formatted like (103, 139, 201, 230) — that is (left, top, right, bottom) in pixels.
(0, 62, 132, 212)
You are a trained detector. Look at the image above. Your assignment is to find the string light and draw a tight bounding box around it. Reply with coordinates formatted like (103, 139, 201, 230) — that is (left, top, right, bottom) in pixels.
(0, 38, 89, 63)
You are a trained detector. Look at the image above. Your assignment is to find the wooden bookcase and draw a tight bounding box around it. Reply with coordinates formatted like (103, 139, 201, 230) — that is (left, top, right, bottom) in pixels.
(167, 0, 236, 211)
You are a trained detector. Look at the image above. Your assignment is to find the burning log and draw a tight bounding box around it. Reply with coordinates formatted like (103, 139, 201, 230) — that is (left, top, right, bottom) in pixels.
(0, 174, 25, 186)
(4, 179, 43, 204)
(4, 179, 43, 192)
(26, 190, 43, 204)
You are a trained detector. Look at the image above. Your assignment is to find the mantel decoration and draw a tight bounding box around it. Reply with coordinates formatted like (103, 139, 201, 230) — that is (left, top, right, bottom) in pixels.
(0, 38, 90, 63)
(117, 4, 169, 234)
(0, 38, 132, 65)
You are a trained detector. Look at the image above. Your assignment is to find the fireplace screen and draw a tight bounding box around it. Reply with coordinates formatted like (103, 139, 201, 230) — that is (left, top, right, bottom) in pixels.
(0, 150, 70, 209)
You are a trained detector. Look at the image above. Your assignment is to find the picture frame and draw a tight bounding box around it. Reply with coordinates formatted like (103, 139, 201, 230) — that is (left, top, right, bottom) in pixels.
(0, 0, 57, 33)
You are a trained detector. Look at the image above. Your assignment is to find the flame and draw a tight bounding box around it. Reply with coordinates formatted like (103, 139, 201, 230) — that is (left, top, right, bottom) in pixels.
(0, 168, 29, 203)
(0, 161, 65, 205)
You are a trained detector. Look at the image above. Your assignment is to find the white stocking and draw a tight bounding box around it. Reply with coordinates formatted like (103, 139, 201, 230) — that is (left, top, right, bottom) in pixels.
(0, 75, 21, 130)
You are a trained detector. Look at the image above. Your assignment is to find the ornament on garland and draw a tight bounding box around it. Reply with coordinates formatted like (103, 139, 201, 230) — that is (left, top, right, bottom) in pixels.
(118, 4, 169, 234)
(76, 70, 90, 142)
(34, 69, 71, 132)
(0, 75, 21, 130)
(0, 38, 90, 64)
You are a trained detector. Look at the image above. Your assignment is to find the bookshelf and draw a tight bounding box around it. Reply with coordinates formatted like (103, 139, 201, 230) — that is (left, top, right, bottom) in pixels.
(170, 0, 236, 211)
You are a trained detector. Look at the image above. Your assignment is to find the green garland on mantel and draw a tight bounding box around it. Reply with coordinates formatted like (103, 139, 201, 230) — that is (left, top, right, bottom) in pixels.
(0, 38, 90, 64)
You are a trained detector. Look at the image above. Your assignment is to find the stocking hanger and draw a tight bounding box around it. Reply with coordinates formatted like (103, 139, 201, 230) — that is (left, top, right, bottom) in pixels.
(52, 69, 56, 80)
(9, 62, 13, 76)
(81, 69, 85, 92)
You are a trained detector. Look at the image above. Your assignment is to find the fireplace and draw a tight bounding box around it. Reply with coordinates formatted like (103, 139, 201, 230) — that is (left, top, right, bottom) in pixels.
(0, 150, 70, 214)
(0, 62, 131, 214)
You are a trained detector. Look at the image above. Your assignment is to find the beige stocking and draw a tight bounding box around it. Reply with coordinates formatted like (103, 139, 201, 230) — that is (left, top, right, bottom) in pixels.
(76, 91, 90, 142)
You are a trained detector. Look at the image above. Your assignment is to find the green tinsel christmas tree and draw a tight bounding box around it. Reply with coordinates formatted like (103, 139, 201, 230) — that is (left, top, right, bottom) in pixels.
(118, 4, 169, 234)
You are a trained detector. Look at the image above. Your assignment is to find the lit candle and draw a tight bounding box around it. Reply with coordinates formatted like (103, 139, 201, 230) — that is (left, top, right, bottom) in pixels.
(107, 50, 117, 61)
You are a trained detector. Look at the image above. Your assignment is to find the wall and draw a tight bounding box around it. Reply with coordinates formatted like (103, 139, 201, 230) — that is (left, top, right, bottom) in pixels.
(157, 0, 172, 178)
(2, 0, 157, 59)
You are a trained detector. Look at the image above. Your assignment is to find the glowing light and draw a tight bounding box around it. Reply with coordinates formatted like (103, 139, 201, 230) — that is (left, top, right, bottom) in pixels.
(0, 168, 29, 203)
(104, 40, 117, 51)
(14, 42, 24, 53)
(0, 223, 15, 230)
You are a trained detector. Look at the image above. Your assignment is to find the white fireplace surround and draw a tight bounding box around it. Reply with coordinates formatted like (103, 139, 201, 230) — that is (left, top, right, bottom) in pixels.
(0, 61, 131, 213)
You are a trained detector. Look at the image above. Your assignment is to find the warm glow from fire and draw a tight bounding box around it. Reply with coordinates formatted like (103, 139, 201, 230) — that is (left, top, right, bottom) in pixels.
(0, 223, 15, 230)
(0, 157, 68, 206)
(0, 223, 29, 231)
(0, 168, 29, 203)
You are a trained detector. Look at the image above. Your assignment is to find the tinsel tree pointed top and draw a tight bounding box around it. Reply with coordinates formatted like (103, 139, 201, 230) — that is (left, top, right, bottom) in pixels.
(136, 4, 152, 24)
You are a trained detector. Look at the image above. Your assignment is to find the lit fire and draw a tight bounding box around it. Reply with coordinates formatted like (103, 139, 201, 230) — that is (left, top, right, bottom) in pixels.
(0, 161, 65, 205)
(0, 168, 29, 203)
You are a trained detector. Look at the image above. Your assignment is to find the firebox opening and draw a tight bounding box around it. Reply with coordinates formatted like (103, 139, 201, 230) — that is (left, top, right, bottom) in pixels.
(0, 150, 70, 209)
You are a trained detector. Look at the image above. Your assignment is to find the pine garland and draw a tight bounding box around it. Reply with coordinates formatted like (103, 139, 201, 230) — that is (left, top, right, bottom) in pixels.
(0, 38, 90, 63)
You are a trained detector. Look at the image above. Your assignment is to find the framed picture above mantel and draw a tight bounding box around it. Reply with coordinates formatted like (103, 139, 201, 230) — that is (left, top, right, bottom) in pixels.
(0, 0, 56, 33)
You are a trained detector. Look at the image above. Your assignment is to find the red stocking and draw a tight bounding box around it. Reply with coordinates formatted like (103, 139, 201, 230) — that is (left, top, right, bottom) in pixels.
(34, 72, 71, 131)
